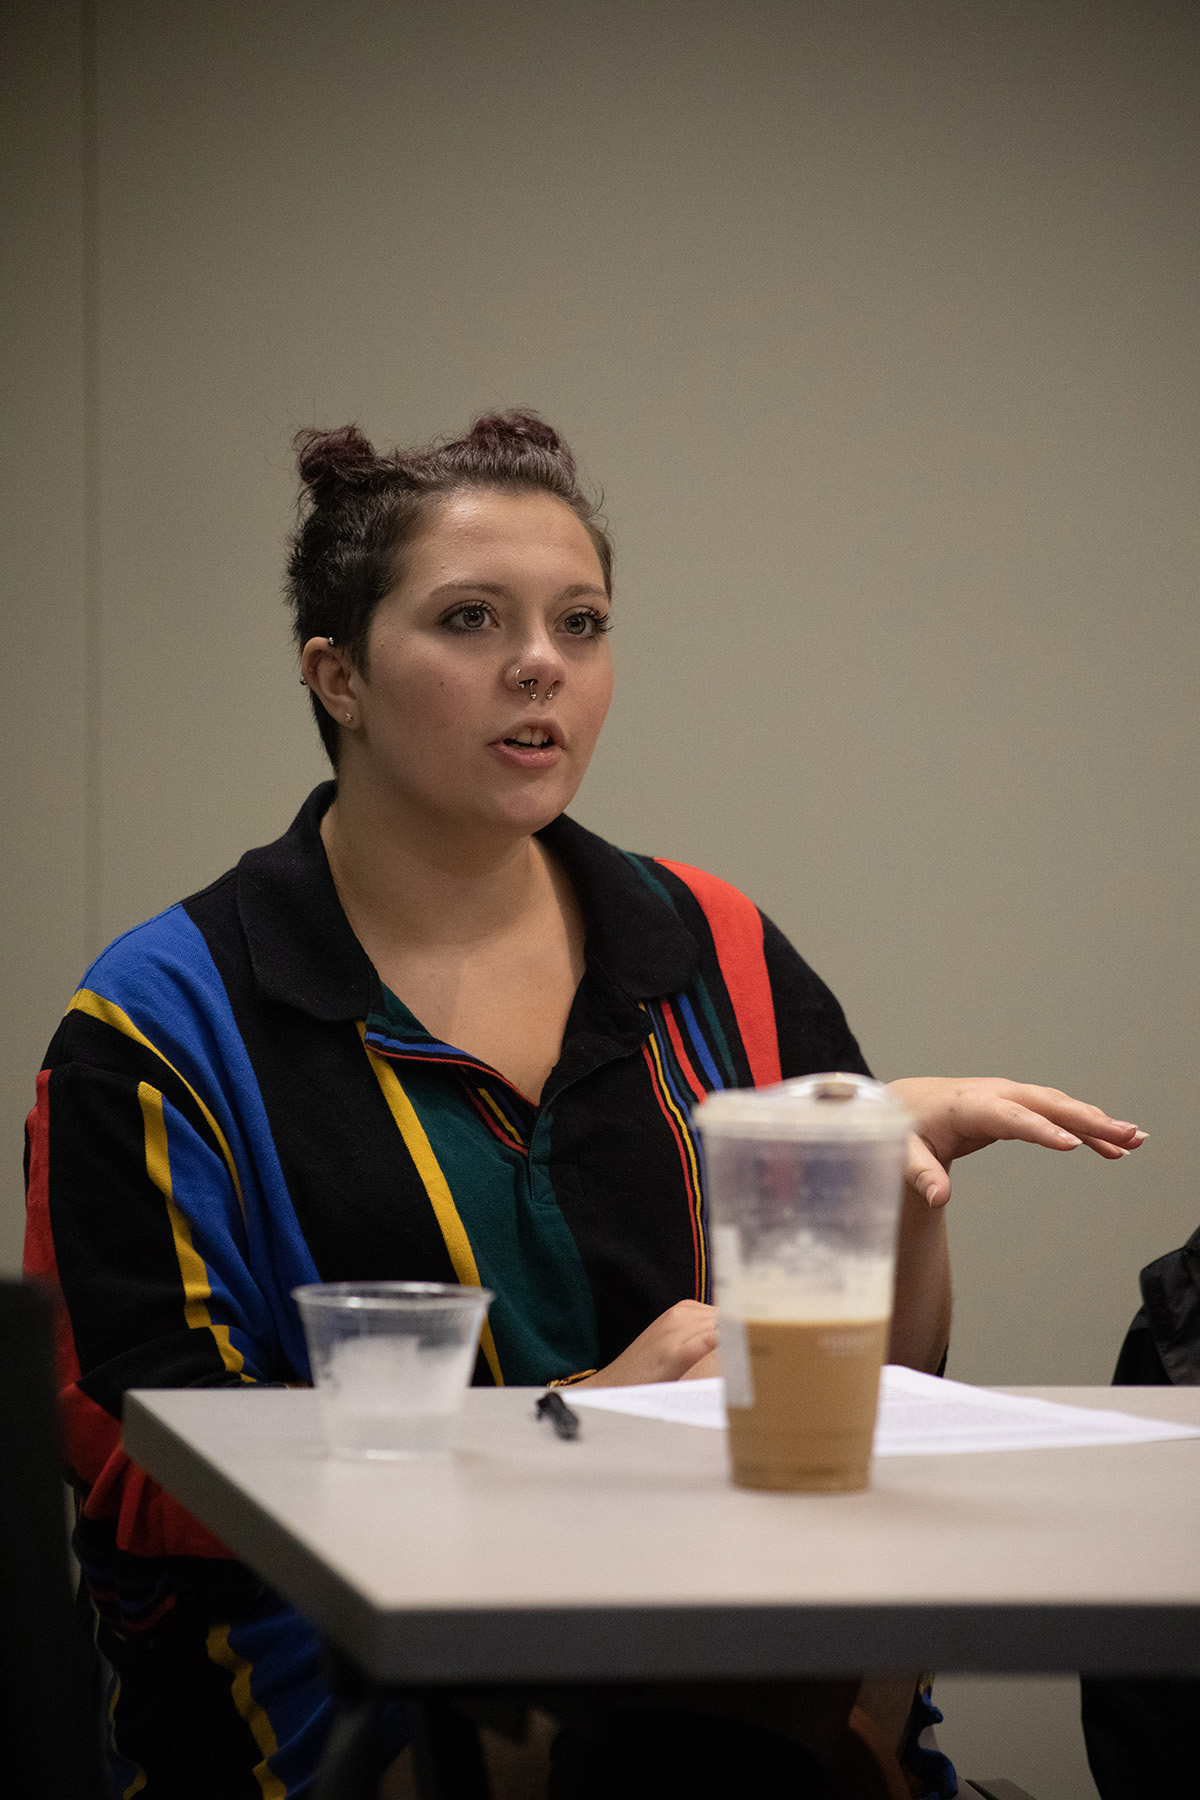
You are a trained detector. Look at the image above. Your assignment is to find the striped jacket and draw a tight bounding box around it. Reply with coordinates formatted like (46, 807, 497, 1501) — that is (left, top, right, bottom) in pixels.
(24, 782, 868, 1793)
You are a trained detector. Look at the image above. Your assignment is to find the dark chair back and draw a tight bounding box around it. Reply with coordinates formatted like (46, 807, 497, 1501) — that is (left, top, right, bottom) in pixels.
(1080, 1230, 1200, 1798)
(0, 1276, 106, 1798)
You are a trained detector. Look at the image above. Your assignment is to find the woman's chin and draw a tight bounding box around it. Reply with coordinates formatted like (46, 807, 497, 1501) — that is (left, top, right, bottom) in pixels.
(440, 774, 580, 840)
(513, 780, 584, 830)
(492, 791, 577, 836)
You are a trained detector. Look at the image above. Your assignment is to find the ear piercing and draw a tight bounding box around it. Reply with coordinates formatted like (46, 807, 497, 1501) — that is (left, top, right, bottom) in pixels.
(301, 638, 336, 685)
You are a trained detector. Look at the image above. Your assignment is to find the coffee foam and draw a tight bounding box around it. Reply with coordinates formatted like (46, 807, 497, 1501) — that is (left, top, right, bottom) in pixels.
(715, 1254, 894, 1323)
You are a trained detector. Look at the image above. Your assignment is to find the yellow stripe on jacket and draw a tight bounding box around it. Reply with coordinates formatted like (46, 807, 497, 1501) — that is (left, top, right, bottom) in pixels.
(362, 1036, 504, 1386)
(137, 1081, 249, 1381)
(642, 1022, 708, 1299)
(70, 988, 248, 1223)
(205, 1624, 287, 1800)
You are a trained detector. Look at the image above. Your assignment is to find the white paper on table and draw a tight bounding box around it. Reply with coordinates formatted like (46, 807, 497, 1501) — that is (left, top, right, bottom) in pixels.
(568, 1366, 1200, 1456)
(570, 1378, 727, 1430)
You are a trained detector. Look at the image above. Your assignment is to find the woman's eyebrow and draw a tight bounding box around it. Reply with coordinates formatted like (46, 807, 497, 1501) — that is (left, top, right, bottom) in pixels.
(430, 580, 510, 598)
(429, 580, 609, 602)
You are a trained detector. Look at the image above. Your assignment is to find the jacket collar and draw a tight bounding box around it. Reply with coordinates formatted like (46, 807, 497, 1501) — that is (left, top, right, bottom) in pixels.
(236, 783, 698, 1021)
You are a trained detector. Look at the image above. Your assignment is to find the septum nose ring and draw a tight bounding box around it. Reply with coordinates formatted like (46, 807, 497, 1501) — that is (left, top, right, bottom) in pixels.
(512, 666, 559, 702)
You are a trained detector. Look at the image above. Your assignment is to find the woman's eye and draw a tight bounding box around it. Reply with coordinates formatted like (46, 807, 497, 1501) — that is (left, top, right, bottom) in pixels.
(447, 603, 492, 632)
(561, 609, 610, 638)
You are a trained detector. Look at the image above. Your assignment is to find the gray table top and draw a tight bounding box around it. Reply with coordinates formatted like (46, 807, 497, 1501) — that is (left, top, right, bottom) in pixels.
(122, 1383, 1200, 1683)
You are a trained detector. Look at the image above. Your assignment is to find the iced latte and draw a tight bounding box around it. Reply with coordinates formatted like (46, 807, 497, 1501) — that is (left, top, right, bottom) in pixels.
(695, 1075, 912, 1493)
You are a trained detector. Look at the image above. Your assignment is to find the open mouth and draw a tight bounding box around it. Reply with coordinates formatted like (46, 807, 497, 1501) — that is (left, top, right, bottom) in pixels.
(502, 727, 558, 748)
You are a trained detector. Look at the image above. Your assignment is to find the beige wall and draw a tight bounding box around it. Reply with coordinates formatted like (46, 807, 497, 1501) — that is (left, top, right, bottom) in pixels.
(3, 0, 90, 1255)
(3, 7, 1197, 1787)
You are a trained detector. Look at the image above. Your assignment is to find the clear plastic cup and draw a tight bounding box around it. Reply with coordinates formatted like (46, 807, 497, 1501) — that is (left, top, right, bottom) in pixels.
(293, 1281, 493, 1460)
(693, 1073, 913, 1491)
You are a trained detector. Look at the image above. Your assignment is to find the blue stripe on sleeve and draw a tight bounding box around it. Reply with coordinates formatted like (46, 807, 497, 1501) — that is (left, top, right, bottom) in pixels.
(677, 993, 725, 1090)
(82, 905, 318, 1379)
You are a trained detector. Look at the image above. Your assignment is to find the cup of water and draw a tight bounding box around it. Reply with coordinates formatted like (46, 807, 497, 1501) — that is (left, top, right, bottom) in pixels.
(293, 1281, 494, 1459)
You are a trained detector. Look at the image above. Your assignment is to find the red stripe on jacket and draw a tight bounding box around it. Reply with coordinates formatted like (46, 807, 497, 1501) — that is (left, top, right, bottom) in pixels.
(24, 1070, 82, 1388)
(26, 1068, 233, 1564)
(659, 1001, 706, 1102)
(640, 1042, 703, 1298)
(64, 1385, 234, 1560)
(654, 861, 782, 1088)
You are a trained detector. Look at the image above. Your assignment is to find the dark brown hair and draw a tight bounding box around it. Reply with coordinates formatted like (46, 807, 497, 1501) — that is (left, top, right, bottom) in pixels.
(285, 409, 612, 764)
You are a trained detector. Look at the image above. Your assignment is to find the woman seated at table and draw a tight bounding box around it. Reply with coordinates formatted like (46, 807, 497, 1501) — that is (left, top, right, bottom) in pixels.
(24, 411, 1143, 1799)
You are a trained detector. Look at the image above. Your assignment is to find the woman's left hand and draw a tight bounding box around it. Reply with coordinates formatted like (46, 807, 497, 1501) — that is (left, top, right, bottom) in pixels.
(888, 1077, 1146, 1209)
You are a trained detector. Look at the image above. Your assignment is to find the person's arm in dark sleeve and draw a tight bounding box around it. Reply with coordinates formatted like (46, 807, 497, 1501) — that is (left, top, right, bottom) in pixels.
(760, 913, 872, 1079)
(25, 1017, 290, 1564)
(759, 912, 949, 1372)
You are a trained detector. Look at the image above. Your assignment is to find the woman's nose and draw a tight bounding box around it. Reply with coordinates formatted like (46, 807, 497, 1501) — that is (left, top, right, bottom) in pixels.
(506, 631, 565, 693)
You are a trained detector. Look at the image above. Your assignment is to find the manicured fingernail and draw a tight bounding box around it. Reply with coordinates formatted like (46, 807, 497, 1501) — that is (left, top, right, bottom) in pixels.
(1110, 1120, 1137, 1132)
(920, 1176, 939, 1203)
(1131, 1131, 1148, 1144)
(1057, 1131, 1082, 1147)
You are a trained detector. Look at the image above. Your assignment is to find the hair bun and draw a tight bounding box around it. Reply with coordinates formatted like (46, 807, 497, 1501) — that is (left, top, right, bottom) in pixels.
(293, 425, 382, 502)
(466, 409, 564, 454)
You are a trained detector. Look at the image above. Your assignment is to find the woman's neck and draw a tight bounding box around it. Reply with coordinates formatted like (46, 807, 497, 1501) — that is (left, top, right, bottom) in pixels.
(319, 775, 553, 958)
(319, 769, 585, 1098)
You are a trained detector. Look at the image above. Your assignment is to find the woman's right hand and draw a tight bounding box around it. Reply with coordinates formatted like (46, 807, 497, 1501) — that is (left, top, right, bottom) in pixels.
(572, 1300, 718, 1387)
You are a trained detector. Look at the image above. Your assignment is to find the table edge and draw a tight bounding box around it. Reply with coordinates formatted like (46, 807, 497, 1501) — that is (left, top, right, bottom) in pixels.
(122, 1392, 1200, 1680)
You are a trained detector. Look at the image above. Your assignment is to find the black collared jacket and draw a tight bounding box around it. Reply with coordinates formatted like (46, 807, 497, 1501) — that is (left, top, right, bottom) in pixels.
(26, 782, 867, 1567)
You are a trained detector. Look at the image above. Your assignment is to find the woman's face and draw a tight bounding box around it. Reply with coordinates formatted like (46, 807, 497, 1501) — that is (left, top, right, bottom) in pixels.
(338, 488, 613, 838)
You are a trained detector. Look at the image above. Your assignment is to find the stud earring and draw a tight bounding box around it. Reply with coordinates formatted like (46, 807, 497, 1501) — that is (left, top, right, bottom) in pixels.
(344, 712, 353, 724)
